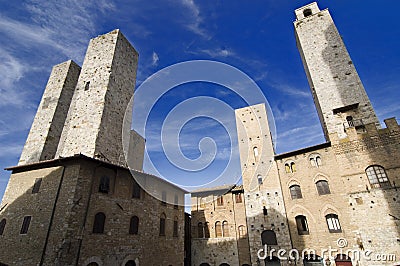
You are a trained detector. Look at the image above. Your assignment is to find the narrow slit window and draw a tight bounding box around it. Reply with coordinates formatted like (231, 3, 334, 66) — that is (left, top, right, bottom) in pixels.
(129, 216, 139, 235)
(20, 216, 32, 235)
(32, 178, 42, 194)
(0, 219, 6, 235)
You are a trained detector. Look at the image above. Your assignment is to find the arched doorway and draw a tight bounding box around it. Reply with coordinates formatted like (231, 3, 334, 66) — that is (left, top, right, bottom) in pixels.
(303, 255, 323, 266)
(261, 230, 277, 245)
(265, 256, 280, 266)
(219, 264, 230, 266)
(199, 263, 210, 266)
(335, 254, 352, 266)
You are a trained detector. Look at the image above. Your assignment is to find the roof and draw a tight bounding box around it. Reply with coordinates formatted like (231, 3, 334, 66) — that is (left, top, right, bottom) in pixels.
(5, 154, 188, 193)
(191, 184, 243, 195)
(274, 141, 331, 160)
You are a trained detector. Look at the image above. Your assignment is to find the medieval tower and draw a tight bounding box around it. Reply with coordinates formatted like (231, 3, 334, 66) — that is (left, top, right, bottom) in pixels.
(294, 2, 380, 140)
(0, 30, 186, 266)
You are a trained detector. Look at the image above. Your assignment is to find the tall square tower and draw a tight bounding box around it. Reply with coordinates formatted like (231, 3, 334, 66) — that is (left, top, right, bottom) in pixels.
(294, 2, 380, 140)
(56, 30, 139, 166)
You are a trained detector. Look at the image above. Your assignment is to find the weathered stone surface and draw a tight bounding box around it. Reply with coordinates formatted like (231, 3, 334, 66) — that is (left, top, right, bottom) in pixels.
(18, 60, 80, 165)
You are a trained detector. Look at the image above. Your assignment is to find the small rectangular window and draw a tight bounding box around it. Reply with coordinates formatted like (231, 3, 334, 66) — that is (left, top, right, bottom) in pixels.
(99, 176, 110, 194)
(217, 196, 224, 206)
(173, 220, 178, 237)
(20, 216, 32, 234)
(235, 193, 242, 203)
(32, 178, 42, 194)
(263, 206, 268, 216)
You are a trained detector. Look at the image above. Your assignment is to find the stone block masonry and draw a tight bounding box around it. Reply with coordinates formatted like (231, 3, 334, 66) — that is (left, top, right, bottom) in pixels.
(18, 60, 81, 165)
(56, 29, 139, 167)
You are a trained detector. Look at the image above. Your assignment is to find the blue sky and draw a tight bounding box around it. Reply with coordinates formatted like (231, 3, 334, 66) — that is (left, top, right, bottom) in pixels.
(0, 0, 399, 199)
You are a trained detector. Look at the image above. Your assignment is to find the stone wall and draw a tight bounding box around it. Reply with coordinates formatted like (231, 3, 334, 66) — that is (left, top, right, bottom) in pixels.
(18, 60, 80, 165)
(56, 29, 139, 167)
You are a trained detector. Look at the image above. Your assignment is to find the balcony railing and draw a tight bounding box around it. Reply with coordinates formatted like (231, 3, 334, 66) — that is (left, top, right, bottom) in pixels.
(343, 119, 363, 129)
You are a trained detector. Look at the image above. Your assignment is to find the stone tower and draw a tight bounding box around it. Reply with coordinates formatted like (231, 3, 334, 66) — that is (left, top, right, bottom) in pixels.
(56, 29, 139, 167)
(294, 2, 380, 140)
(18, 60, 81, 165)
(235, 104, 292, 265)
(235, 103, 275, 192)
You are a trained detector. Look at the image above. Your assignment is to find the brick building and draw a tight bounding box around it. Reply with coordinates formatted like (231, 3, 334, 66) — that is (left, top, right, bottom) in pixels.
(191, 2, 400, 266)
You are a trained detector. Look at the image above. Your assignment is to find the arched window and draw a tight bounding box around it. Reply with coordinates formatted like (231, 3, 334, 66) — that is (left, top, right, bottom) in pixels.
(366, 165, 390, 188)
(99, 176, 110, 193)
(310, 154, 322, 167)
(159, 213, 166, 236)
(291, 162, 296, 172)
(326, 214, 342, 233)
(295, 215, 309, 235)
(197, 222, 204, 238)
(316, 180, 330, 195)
(303, 8, 312, 17)
(125, 260, 136, 266)
(261, 230, 277, 245)
(257, 175, 263, 185)
(93, 212, 105, 234)
(215, 221, 222, 237)
(285, 161, 296, 173)
(199, 198, 206, 208)
(204, 222, 210, 238)
(222, 221, 229, 237)
(129, 216, 139, 235)
(289, 185, 302, 199)
(285, 163, 291, 173)
(87, 263, 99, 266)
(173, 216, 178, 237)
(0, 219, 6, 235)
(265, 256, 280, 266)
(238, 225, 246, 238)
(253, 146, 259, 158)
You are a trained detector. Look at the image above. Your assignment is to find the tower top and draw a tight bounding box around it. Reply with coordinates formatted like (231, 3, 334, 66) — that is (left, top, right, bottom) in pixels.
(294, 2, 321, 21)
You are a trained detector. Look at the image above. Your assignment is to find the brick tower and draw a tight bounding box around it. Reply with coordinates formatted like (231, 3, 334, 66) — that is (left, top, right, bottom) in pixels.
(294, 2, 380, 140)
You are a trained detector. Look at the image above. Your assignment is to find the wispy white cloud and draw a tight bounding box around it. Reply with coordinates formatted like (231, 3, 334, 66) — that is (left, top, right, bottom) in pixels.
(179, 0, 210, 39)
(0, 143, 23, 158)
(199, 48, 234, 58)
(152, 52, 159, 66)
(270, 82, 310, 98)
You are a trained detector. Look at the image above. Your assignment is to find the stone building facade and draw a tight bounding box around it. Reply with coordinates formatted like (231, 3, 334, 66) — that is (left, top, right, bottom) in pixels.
(191, 185, 251, 266)
(0, 29, 186, 266)
(191, 2, 400, 266)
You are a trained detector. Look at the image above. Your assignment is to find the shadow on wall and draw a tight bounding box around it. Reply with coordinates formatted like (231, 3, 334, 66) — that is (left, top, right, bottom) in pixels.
(322, 21, 400, 261)
(191, 205, 329, 266)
